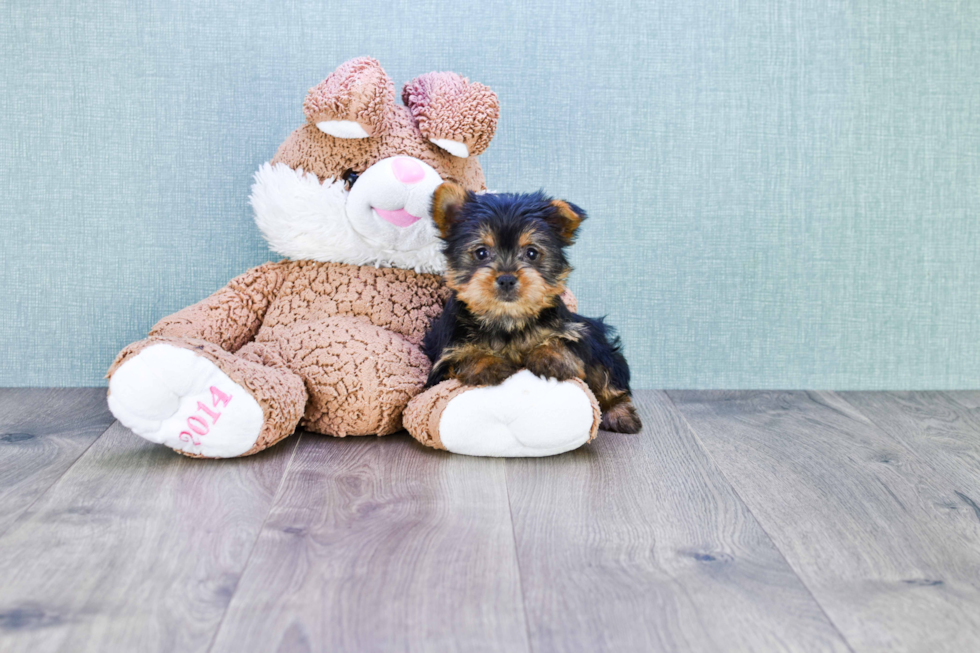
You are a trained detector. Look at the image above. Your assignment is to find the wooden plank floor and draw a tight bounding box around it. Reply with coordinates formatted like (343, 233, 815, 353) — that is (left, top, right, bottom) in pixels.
(0, 389, 978, 652)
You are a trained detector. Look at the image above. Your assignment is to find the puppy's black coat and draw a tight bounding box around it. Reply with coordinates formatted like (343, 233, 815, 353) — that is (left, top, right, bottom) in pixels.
(422, 185, 641, 434)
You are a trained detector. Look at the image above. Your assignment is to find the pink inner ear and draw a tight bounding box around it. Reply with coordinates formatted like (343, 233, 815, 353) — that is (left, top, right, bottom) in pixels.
(392, 157, 425, 183)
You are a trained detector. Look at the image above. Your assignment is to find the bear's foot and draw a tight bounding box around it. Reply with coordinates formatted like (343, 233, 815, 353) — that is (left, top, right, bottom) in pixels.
(108, 344, 266, 458)
(404, 370, 601, 457)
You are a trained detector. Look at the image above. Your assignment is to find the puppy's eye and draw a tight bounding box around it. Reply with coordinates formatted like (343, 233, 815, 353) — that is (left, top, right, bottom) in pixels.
(474, 246, 490, 261)
(342, 169, 361, 190)
(525, 247, 540, 261)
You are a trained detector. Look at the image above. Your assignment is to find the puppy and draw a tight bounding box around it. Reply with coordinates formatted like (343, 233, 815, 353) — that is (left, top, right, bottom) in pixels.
(422, 183, 642, 434)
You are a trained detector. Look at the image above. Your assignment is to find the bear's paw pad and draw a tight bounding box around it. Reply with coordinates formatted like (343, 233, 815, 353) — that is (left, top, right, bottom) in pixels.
(439, 370, 595, 457)
(108, 344, 264, 458)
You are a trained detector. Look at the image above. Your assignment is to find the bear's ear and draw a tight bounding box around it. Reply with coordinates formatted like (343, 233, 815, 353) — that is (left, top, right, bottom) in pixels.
(402, 72, 499, 158)
(304, 57, 395, 139)
(431, 182, 470, 239)
(546, 200, 587, 245)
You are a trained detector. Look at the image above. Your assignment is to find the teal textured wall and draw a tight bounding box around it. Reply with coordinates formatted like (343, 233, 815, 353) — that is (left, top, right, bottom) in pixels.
(2, 0, 979, 388)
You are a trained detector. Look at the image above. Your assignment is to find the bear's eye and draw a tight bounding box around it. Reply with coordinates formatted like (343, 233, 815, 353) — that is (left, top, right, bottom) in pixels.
(525, 247, 540, 261)
(474, 246, 490, 261)
(342, 169, 361, 190)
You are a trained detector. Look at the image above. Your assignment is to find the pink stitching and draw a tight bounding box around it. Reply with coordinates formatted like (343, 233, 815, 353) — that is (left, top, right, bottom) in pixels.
(176, 386, 234, 447)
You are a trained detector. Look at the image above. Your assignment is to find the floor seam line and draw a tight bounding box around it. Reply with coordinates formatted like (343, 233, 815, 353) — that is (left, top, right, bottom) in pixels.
(503, 460, 536, 653)
(662, 390, 858, 653)
(0, 417, 116, 542)
(204, 431, 304, 653)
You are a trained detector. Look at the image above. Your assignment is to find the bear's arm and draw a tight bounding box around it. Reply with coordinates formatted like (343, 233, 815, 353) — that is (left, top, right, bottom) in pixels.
(149, 262, 287, 352)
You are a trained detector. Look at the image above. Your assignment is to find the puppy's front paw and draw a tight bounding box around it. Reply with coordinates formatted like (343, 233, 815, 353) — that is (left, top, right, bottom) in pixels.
(453, 356, 519, 387)
(525, 344, 583, 382)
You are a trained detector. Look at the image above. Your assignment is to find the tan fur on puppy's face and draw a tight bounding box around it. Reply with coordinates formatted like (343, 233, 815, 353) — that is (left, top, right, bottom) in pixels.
(548, 200, 585, 244)
(431, 182, 470, 239)
(443, 214, 570, 329)
(447, 254, 564, 329)
(437, 190, 580, 331)
(510, 265, 564, 318)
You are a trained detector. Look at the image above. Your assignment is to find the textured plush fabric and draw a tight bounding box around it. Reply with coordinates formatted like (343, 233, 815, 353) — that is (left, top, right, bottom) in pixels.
(148, 262, 288, 352)
(402, 72, 500, 157)
(109, 336, 308, 456)
(403, 375, 601, 451)
(103, 50, 500, 454)
(403, 378, 469, 450)
(134, 259, 451, 439)
(274, 107, 487, 191)
(245, 261, 449, 348)
(242, 316, 429, 437)
(250, 161, 448, 272)
(303, 57, 396, 137)
(3, 1, 980, 389)
(105, 58, 604, 458)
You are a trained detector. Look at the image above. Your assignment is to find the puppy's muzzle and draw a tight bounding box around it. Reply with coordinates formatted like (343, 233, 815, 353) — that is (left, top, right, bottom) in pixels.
(495, 274, 519, 300)
(496, 274, 517, 291)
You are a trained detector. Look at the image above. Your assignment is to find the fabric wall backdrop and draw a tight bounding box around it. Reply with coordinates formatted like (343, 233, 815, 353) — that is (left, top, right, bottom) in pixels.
(2, 0, 978, 388)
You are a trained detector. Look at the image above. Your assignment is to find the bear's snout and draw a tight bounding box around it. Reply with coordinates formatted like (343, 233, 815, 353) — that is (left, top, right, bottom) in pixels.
(392, 157, 425, 184)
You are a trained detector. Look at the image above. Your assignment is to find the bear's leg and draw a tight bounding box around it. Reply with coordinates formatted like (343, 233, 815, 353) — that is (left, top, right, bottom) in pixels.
(266, 316, 431, 437)
(404, 371, 602, 457)
(107, 338, 307, 458)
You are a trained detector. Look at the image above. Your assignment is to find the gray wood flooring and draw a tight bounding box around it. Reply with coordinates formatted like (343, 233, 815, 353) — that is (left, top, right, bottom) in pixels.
(0, 389, 978, 652)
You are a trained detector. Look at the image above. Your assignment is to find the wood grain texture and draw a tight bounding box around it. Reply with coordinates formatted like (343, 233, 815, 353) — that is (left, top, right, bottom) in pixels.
(209, 433, 529, 653)
(842, 392, 980, 505)
(0, 388, 114, 536)
(505, 390, 850, 653)
(669, 391, 980, 653)
(0, 422, 298, 653)
(4, 389, 980, 653)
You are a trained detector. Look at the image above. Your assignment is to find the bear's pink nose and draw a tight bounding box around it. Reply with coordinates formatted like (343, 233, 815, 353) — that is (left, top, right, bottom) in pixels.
(392, 157, 425, 184)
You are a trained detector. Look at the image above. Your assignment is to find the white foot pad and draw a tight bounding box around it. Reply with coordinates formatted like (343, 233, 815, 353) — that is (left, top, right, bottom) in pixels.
(439, 370, 595, 457)
(108, 344, 264, 458)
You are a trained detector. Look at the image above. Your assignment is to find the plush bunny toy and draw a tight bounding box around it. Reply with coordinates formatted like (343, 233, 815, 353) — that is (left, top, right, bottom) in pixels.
(107, 57, 601, 458)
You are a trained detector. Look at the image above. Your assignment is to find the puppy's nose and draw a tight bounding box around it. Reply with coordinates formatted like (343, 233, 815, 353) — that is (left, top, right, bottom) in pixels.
(392, 157, 425, 184)
(496, 274, 518, 291)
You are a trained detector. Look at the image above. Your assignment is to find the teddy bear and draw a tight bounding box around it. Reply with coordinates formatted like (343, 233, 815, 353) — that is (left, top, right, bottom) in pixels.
(106, 57, 602, 459)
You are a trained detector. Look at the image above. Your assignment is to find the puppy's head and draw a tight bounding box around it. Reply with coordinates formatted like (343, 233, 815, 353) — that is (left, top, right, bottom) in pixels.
(431, 183, 586, 328)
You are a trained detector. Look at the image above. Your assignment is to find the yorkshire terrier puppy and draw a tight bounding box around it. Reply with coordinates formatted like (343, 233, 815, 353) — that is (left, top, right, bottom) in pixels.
(422, 183, 642, 434)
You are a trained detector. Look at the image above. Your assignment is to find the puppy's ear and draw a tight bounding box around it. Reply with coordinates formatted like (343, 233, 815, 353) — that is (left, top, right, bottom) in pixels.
(431, 182, 469, 239)
(547, 200, 587, 245)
